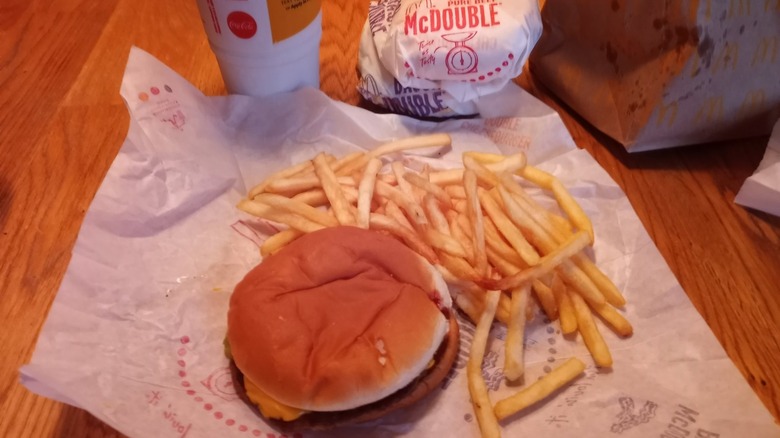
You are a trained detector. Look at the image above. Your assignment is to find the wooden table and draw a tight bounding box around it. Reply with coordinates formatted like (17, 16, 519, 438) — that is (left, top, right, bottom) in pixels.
(2, 0, 779, 436)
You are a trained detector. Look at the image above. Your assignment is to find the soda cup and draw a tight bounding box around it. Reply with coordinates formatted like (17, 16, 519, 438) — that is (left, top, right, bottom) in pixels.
(195, 0, 322, 97)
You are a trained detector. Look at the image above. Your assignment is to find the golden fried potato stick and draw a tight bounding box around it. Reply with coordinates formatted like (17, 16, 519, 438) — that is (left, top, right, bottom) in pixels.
(480, 231, 590, 291)
(248, 160, 314, 199)
(424, 228, 470, 259)
(423, 194, 451, 235)
(482, 216, 527, 268)
(590, 300, 633, 337)
(464, 155, 501, 187)
(501, 177, 625, 307)
(569, 289, 613, 367)
(260, 229, 303, 257)
(252, 193, 339, 228)
(439, 252, 481, 282)
(368, 213, 438, 264)
(504, 285, 530, 382)
(429, 168, 463, 186)
(464, 170, 489, 277)
(370, 133, 452, 157)
(469, 289, 502, 438)
(494, 358, 586, 421)
(313, 153, 356, 226)
(333, 152, 366, 176)
(448, 210, 476, 264)
(405, 172, 453, 208)
(464, 151, 594, 245)
(357, 157, 383, 229)
(444, 184, 467, 199)
(531, 279, 559, 321)
(237, 199, 325, 234)
(391, 161, 417, 201)
(336, 134, 453, 177)
(455, 292, 484, 325)
(291, 186, 359, 208)
(552, 274, 577, 334)
(384, 200, 415, 231)
(479, 189, 540, 266)
(375, 180, 428, 228)
(264, 173, 356, 196)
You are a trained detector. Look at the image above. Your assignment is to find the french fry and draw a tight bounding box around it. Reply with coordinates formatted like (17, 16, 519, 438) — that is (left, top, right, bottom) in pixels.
(455, 292, 484, 325)
(376, 172, 397, 185)
(444, 184, 468, 199)
(504, 285, 530, 382)
(370, 133, 452, 158)
(590, 301, 633, 337)
(501, 178, 624, 306)
(552, 274, 577, 334)
(357, 157, 383, 229)
(550, 180, 594, 244)
(479, 189, 540, 266)
(253, 193, 339, 228)
(556, 260, 607, 307)
(260, 229, 303, 257)
(423, 194, 451, 235)
(292, 187, 359, 207)
(494, 358, 586, 421)
(291, 189, 330, 207)
(532, 279, 559, 321)
(571, 256, 627, 308)
(265, 173, 357, 196)
(430, 168, 464, 186)
(385, 200, 415, 231)
(439, 253, 480, 282)
(499, 178, 615, 307)
(482, 217, 527, 268)
(375, 180, 428, 227)
(484, 153, 526, 175)
(465, 153, 594, 245)
(237, 199, 325, 234)
(313, 153, 356, 226)
(248, 160, 313, 199)
(391, 161, 417, 200)
(424, 228, 469, 259)
(464, 155, 501, 187)
(405, 172, 453, 208)
(463, 170, 489, 277)
(468, 289, 502, 438)
(369, 213, 438, 264)
(449, 210, 477, 264)
(333, 152, 366, 175)
(481, 231, 590, 291)
(495, 186, 550, 252)
(569, 290, 613, 367)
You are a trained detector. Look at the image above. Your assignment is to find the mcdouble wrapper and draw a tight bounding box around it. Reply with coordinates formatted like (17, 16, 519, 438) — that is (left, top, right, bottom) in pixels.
(358, 0, 542, 118)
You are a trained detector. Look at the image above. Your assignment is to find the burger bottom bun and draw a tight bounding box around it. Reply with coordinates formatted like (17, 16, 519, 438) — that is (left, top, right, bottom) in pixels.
(231, 314, 460, 431)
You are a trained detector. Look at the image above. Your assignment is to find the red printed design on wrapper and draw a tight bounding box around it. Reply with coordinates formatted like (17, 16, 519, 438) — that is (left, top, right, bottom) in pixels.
(227, 11, 258, 39)
(171, 335, 286, 437)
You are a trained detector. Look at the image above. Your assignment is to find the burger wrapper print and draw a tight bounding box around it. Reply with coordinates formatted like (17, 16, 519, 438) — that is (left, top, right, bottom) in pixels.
(358, 0, 542, 118)
(20, 47, 779, 437)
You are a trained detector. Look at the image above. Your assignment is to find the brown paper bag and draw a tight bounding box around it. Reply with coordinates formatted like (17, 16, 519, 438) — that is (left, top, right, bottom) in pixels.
(529, 0, 780, 152)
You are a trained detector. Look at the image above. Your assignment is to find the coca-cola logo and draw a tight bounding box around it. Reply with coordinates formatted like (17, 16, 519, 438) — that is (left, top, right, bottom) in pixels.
(226, 11, 257, 39)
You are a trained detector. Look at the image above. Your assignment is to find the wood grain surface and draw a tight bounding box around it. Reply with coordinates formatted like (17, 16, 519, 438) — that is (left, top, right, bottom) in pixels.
(1, 0, 779, 436)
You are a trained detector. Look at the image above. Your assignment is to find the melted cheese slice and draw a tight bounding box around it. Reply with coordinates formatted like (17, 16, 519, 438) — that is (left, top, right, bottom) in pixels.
(244, 378, 307, 421)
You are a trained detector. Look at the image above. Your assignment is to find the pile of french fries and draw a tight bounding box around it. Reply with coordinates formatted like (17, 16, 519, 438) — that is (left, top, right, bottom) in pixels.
(239, 134, 633, 437)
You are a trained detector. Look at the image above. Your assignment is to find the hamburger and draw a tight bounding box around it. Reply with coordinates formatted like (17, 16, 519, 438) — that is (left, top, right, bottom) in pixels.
(226, 226, 460, 429)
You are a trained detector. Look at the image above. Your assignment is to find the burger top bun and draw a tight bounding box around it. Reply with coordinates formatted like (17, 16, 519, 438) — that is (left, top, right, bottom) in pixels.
(228, 226, 452, 412)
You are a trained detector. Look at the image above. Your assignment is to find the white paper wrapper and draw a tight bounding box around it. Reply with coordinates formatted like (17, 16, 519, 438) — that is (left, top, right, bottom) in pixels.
(735, 119, 780, 217)
(21, 47, 779, 438)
